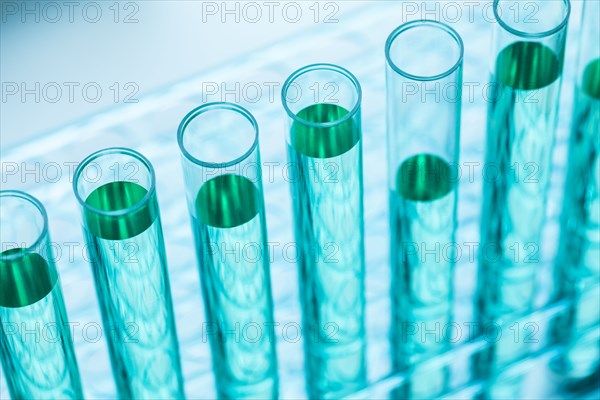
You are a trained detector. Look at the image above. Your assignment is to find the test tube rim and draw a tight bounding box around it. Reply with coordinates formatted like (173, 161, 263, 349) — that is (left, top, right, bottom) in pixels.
(0, 190, 49, 262)
(385, 19, 464, 82)
(177, 102, 260, 169)
(72, 147, 157, 218)
(492, 0, 571, 39)
(281, 63, 362, 129)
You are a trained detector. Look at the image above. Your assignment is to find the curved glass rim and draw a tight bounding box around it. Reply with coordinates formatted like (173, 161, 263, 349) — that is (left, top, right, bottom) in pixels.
(0, 190, 49, 262)
(72, 147, 157, 218)
(177, 102, 259, 169)
(281, 63, 362, 129)
(493, 0, 571, 39)
(385, 20, 464, 82)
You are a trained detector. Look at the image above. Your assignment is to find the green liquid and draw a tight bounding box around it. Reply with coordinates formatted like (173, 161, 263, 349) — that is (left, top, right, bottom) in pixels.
(84, 181, 157, 240)
(496, 41, 561, 90)
(288, 103, 366, 398)
(192, 174, 278, 399)
(390, 154, 457, 399)
(291, 103, 360, 159)
(196, 174, 260, 228)
(583, 58, 600, 100)
(0, 250, 82, 398)
(397, 154, 454, 201)
(83, 181, 184, 398)
(556, 57, 600, 384)
(479, 41, 563, 397)
(0, 248, 56, 308)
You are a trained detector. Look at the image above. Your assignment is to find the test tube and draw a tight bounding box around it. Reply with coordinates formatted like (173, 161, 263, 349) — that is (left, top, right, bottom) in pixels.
(0, 191, 83, 398)
(177, 103, 279, 399)
(73, 148, 185, 399)
(385, 20, 463, 399)
(554, 0, 600, 389)
(281, 63, 367, 399)
(477, 1, 571, 398)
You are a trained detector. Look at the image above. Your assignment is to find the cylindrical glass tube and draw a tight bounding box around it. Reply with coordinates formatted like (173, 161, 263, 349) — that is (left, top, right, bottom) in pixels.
(477, 1, 571, 398)
(73, 148, 184, 399)
(177, 103, 278, 399)
(555, 0, 600, 388)
(0, 191, 83, 398)
(385, 20, 463, 399)
(281, 64, 366, 398)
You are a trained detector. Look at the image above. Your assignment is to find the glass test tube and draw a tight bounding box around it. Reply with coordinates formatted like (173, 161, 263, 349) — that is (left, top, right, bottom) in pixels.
(281, 64, 367, 399)
(477, 1, 571, 398)
(73, 148, 184, 399)
(177, 103, 278, 399)
(555, 0, 600, 389)
(0, 191, 83, 398)
(385, 20, 463, 399)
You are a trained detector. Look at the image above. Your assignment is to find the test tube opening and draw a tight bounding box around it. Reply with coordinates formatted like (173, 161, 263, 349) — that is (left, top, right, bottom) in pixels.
(385, 20, 464, 82)
(178, 102, 259, 168)
(73, 148, 158, 241)
(282, 63, 362, 128)
(0, 191, 48, 259)
(73, 147, 155, 217)
(493, 0, 570, 39)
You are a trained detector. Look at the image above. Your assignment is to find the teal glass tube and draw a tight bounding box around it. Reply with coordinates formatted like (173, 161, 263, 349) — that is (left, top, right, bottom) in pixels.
(554, 0, 600, 388)
(477, 1, 571, 398)
(281, 64, 367, 399)
(177, 103, 278, 399)
(385, 21, 463, 399)
(73, 148, 184, 399)
(0, 191, 83, 398)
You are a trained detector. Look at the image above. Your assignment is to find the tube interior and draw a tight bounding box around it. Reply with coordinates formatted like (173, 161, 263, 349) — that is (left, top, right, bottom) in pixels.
(386, 21, 463, 80)
(282, 64, 361, 126)
(494, 0, 570, 37)
(73, 148, 154, 216)
(179, 104, 257, 167)
(0, 192, 46, 253)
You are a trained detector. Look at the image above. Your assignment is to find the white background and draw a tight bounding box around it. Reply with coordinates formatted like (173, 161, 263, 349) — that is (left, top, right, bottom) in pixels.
(1, 0, 365, 148)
